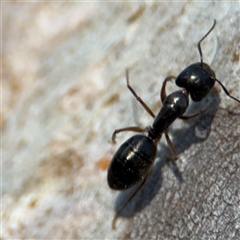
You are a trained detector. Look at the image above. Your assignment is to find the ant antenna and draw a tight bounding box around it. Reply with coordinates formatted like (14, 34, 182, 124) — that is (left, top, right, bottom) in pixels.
(197, 19, 216, 67)
(215, 79, 240, 104)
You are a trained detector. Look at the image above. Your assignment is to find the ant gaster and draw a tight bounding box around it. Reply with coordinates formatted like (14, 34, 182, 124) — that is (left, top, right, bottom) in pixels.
(107, 20, 240, 229)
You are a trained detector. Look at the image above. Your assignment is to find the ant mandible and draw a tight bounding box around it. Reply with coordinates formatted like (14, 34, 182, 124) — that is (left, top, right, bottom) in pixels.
(107, 19, 240, 230)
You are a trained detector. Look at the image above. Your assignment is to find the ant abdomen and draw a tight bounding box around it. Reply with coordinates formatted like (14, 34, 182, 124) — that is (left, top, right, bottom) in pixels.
(175, 62, 216, 102)
(107, 135, 157, 190)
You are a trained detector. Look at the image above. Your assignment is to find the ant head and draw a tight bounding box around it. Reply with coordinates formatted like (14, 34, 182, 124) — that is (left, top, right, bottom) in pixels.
(175, 20, 217, 102)
(175, 62, 216, 102)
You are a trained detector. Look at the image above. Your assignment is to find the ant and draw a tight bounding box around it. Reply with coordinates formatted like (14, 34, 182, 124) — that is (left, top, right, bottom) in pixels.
(107, 20, 240, 230)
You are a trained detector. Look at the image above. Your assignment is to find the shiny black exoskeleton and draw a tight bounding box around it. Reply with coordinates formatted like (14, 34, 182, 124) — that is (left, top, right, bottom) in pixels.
(176, 62, 216, 102)
(175, 19, 240, 104)
(108, 88, 188, 190)
(108, 69, 189, 229)
(108, 20, 240, 229)
(107, 135, 157, 190)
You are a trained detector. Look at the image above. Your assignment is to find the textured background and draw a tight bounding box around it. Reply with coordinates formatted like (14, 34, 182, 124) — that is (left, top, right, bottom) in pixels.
(2, 2, 240, 239)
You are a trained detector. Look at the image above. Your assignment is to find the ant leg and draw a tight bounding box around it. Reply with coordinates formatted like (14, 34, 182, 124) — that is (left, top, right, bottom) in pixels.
(179, 109, 207, 120)
(165, 131, 183, 182)
(161, 76, 176, 103)
(160, 76, 176, 103)
(215, 79, 240, 104)
(112, 162, 154, 230)
(126, 69, 155, 118)
(164, 131, 178, 161)
(166, 156, 183, 183)
(197, 19, 216, 66)
(112, 126, 149, 143)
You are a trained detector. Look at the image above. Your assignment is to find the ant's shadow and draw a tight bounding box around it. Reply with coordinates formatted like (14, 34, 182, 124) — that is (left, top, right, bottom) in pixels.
(114, 88, 220, 218)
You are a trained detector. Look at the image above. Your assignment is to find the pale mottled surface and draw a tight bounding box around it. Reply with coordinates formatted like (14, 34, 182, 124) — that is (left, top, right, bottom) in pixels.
(2, 2, 240, 239)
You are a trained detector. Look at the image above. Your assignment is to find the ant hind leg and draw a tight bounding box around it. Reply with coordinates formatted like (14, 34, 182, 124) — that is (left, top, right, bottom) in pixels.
(112, 162, 154, 230)
(112, 126, 148, 143)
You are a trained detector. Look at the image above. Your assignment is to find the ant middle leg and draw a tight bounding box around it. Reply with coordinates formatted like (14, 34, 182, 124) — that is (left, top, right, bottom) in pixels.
(164, 130, 178, 161)
(164, 131, 183, 182)
(165, 155, 183, 183)
(126, 69, 155, 118)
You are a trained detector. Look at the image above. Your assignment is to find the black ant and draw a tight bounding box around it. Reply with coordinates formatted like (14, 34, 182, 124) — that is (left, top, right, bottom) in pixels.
(107, 20, 240, 230)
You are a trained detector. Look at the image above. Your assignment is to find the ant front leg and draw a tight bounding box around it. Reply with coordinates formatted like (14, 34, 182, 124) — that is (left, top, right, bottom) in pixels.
(161, 76, 176, 103)
(112, 126, 149, 144)
(179, 108, 207, 120)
